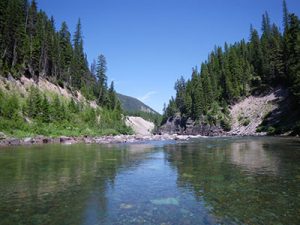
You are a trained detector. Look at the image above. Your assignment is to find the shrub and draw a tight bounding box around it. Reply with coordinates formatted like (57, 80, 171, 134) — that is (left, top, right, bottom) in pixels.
(256, 126, 265, 132)
(267, 126, 276, 135)
(242, 118, 251, 126)
(221, 118, 231, 131)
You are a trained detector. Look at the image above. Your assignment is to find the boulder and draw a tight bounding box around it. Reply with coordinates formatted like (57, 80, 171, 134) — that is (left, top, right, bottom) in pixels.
(60, 136, 76, 145)
(23, 137, 34, 145)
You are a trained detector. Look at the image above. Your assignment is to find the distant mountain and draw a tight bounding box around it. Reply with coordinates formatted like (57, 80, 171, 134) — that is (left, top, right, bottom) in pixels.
(117, 93, 159, 115)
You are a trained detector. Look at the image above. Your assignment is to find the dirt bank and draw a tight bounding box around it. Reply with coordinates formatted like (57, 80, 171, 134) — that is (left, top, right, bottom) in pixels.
(125, 116, 155, 135)
(228, 88, 288, 136)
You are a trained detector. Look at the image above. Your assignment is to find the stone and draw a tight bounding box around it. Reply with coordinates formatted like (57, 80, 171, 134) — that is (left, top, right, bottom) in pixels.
(60, 136, 77, 145)
(120, 203, 133, 209)
(150, 197, 179, 206)
(23, 137, 33, 144)
(0, 132, 7, 140)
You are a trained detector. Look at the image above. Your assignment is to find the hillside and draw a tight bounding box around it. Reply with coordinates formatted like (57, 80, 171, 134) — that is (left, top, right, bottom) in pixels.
(159, 87, 300, 136)
(0, 75, 131, 137)
(117, 93, 158, 114)
(161, 3, 300, 136)
(0, 0, 133, 138)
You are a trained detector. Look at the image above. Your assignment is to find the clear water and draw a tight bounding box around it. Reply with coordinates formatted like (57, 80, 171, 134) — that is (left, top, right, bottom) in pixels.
(0, 137, 299, 225)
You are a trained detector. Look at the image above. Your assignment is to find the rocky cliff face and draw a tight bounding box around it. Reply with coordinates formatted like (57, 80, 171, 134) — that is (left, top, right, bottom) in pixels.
(159, 115, 224, 136)
(228, 88, 288, 136)
(159, 88, 296, 137)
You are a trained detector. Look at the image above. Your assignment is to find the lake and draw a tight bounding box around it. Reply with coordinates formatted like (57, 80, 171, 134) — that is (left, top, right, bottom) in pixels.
(0, 137, 299, 225)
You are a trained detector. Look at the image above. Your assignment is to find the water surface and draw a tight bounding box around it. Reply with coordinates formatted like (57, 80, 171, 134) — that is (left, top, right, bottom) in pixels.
(0, 137, 299, 224)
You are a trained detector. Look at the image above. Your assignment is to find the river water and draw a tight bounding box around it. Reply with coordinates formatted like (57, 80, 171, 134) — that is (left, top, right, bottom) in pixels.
(0, 137, 299, 225)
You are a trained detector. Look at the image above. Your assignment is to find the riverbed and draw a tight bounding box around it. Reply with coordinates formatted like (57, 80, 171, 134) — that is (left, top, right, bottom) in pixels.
(0, 137, 299, 224)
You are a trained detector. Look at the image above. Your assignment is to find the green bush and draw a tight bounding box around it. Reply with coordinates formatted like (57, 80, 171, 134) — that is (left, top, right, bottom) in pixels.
(221, 118, 231, 131)
(256, 126, 265, 133)
(242, 118, 251, 126)
(267, 126, 276, 135)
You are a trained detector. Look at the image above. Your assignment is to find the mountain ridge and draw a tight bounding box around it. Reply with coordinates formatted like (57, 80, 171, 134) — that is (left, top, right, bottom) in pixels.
(117, 93, 159, 115)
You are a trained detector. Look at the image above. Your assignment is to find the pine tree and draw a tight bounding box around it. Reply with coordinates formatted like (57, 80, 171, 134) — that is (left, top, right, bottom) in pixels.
(285, 14, 300, 103)
(96, 54, 108, 105)
(2, 0, 26, 72)
(58, 21, 73, 82)
(108, 81, 118, 110)
(166, 97, 177, 118)
(174, 75, 186, 114)
(283, 0, 289, 33)
(26, 86, 42, 118)
(71, 18, 87, 89)
(51, 95, 62, 121)
(41, 94, 50, 122)
(192, 89, 204, 119)
(269, 24, 284, 83)
(249, 26, 263, 82)
(190, 72, 204, 119)
(201, 64, 214, 110)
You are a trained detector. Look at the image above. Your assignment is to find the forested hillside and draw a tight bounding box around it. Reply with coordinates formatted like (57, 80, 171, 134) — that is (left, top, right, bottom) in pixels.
(117, 93, 162, 127)
(162, 1, 300, 135)
(117, 93, 158, 114)
(0, 0, 130, 137)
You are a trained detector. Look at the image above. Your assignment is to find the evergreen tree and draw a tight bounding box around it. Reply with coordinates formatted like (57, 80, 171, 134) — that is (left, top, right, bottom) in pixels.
(41, 94, 50, 122)
(58, 21, 73, 82)
(26, 86, 42, 118)
(249, 26, 263, 83)
(283, 0, 289, 32)
(285, 14, 300, 103)
(108, 81, 118, 110)
(71, 18, 87, 89)
(96, 54, 108, 105)
(191, 81, 204, 119)
(2, 0, 26, 72)
(174, 75, 186, 114)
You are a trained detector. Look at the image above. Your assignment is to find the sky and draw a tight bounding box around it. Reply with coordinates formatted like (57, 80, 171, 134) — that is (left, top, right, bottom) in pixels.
(36, 0, 300, 114)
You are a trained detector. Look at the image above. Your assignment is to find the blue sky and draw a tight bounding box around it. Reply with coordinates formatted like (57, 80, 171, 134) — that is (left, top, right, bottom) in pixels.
(36, 0, 300, 113)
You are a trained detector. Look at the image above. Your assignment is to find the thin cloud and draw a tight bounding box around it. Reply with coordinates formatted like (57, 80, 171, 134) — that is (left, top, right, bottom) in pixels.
(138, 91, 158, 102)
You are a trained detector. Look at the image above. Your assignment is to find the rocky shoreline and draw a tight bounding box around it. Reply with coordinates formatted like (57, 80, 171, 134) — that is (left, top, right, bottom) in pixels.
(0, 134, 203, 148)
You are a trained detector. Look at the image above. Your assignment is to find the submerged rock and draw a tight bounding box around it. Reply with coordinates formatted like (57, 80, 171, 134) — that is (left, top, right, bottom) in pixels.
(120, 203, 134, 209)
(150, 197, 179, 206)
